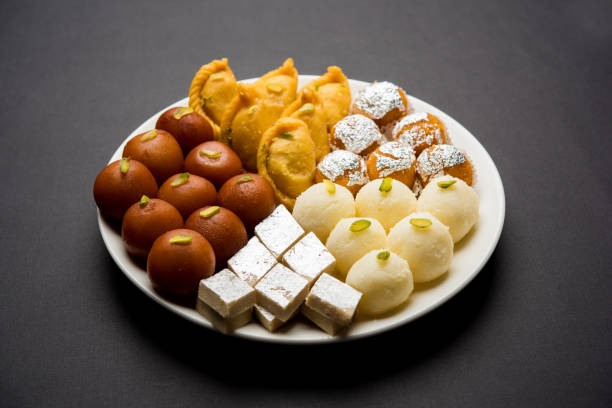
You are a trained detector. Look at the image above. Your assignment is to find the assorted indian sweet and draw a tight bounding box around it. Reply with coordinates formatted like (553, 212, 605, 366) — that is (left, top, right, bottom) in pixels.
(121, 196, 183, 259)
(325, 217, 387, 278)
(93, 59, 485, 336)
(355, 178, 417, 232)
(257, 117, 316, 209)
(392, 112, 448, 155)
(365, 141, 417, 188)
(388, 213, 454, 283)
(415, 144, 473, 186)
(188, 58, 238, 137)
(346, 249, 414, 315)
(93, 158, 158, 220)
(156, 106, 214, 153)
(315, 150, 369, 195)
(330, 114, 383, 155)
(158, 172, 217, 220)
(221, 58, 298, 171)
(184, 141, 243, 187)
(292, 181, 356, 243)
(122, 129, 184, 184)
(417, 175, 479, 243)
(351, 81, 411, 127)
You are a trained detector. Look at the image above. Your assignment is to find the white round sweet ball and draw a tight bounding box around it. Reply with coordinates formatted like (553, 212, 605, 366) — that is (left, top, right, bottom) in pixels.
(388, 212, 453, 283)
(293, 182, 356, 243)
(417, 175, 479, 243)
(325, 217, 387, 279)
(346, 249, 413, 315)
(355, 178, 417, 232)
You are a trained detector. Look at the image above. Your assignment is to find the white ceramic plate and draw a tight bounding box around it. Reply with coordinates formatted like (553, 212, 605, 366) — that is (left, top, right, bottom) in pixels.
(98, 75, 505, 344)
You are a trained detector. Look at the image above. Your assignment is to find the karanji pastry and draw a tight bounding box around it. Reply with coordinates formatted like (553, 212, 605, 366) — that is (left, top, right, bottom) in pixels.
(221, 58, 298, 171)
(257, 117, 316, 209)
(304, 66, 351, 131)
(188, 58, 238, 138)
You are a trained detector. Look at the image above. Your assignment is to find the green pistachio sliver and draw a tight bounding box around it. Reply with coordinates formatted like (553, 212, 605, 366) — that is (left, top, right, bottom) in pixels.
(278, 131, 293, 139)
(172, 107, 193, 120)
(437, 179, 457, 189)
(324, 179, 335, 194)
(169, 233, 193, 245)
(200, 206, 220, 218)
(199, 149, 221, 159)
(377, 251, 390, 261)
(297, 103, 315, 114)
(139, 195, 150, 207)
(350, 219, 371, 232)
(266, 83, 284, 93)
(170, 172, 190, 187)
(236, 175, 253, 183)
(140, 129, 158, 142)
(410, 218, 432, 229)
(119, 158, 130, 174)
(247, 105, 258, 114)
(314, 84, 319, 91)
(379, 177, 393, 193)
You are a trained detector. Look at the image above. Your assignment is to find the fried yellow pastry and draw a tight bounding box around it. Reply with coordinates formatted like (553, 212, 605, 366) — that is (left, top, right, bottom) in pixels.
(258, 117, 316, 210)
(221, 59, 298, 171)
(188, 58, 238, 138)
(281, 86, 329, 162)
(305, 66, 351, 131)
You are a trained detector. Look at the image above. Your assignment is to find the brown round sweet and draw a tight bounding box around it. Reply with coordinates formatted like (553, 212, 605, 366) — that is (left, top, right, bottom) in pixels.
(147, 229, 215, 298)
(122, 129, 184, 184)
(366, 142, 416, 188)
(415, 144, 473, 186)
(185, 206, 247, 269)
(156, 107, 214, 153)
(184, 141, 243, 187)
(158, 172, 217, 220)
(93, 159, 158, 220)
(391, 112, 448, 155)
(121, 197, 184, 258)
(218, 173, 276, 231)
(315, 150, 369, 196)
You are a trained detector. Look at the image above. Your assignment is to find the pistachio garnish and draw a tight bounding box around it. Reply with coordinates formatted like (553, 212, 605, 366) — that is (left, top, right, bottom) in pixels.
(172, 107, 193, 120)
(437, 179, 457, 189)
(377, 251, 390, 261)
(201, 96, 213, 107)
(140, 129, 158, 142)
(200, 206, 220, 218)
(314, 84, 319, 91)
(324, 179, 335, 194)
(170, 172, 190, 187)
(139, 195, 150, 207)
(199, 149, 221, 159)
(297, 103, 315, 114)
(279, 131, 293, 139)
(410, 218, 432, 229)
(119, 158, 130, 174)
(236, 175, 253, 183)
(209, 72, 224, 81)
(247, 105, 258, 114)
(350, 219, 371, 232)
(169, 234, 193, 245)
(266, 83, 284, 93)
(379, 177, 393, 193)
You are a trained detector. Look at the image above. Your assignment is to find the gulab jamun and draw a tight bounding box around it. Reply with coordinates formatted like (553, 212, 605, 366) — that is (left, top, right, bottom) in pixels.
(158, 172, 217, 219)
(93, 158, 158, 220)
(185, 205, 248, 269)
(156, 107, 214, 153)
(147, 229, 215, 298)
(184, 141, 243, 187)
(218, 173, 276, 231)
(121, 196, 184, 258)
(122, 129, 184, 184)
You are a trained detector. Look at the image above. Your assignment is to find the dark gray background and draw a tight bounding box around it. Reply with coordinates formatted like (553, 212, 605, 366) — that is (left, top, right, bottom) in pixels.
(1, 0, 611, 406)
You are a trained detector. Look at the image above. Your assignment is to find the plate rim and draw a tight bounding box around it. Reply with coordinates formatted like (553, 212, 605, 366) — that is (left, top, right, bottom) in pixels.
(98, 75, 506, 344)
